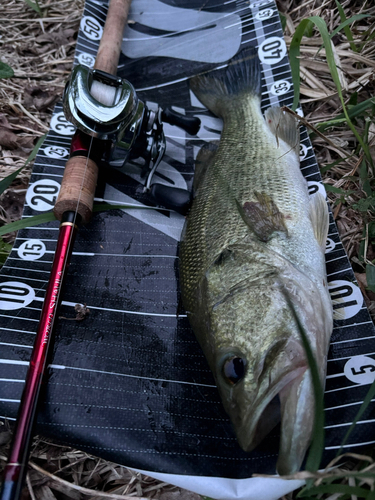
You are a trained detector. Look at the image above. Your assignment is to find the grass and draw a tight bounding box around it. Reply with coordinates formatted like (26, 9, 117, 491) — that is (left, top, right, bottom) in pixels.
(278, 1, 375, 498)
(0, 0, 375, 499)
(282, 0, 375, 317)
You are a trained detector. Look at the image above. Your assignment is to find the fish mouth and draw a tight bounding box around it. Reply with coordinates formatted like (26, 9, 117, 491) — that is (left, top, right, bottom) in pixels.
(232, 365, 308, 454)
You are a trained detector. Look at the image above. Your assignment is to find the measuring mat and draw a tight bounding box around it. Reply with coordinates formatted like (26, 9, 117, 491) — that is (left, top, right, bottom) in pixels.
(1, 1, 375, 499)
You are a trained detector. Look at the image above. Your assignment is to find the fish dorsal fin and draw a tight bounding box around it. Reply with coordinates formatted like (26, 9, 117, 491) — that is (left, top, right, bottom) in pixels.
(189, 47, 261, 118)
(264, 107, 299, 154)
(309, 192, 329, 251)
(237, 191, 288, 242)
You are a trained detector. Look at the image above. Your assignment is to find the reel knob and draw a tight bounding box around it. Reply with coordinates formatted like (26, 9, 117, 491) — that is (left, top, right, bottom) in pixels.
(150, 184, 192, 215)
(162, 108, 201, 136)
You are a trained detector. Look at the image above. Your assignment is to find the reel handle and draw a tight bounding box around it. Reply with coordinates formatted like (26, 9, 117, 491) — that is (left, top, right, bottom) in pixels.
(150, 184, 192, 216)
(54, 0, 132, 223)
(162, 107, 201, 136)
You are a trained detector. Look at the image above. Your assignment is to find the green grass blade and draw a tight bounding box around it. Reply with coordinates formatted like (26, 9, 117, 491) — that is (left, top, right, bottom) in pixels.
(290, 16, 372, 166)
(323, 184, 354, 195)
(0, 213, 57, 236)
(0, 166, 25, 196)
(320, 156, 353, 174)
(289, 19, 312, 111)
(0, 62, 14, 79)
(283, 293, 325, 473)
(331, 13, 370, 41)
(0, 134, 46, 196)
(24, 0, 41, 14)
(92, 203, 160, 212)
(316, 98, 375, 132)
(0, 240, 13, 267)
(299, 483, 373, 498)
(0, 202, 159, 236)
(334, 1, 365, 52)
(26, 134, 47, 166)
(335, 379, 375, 456)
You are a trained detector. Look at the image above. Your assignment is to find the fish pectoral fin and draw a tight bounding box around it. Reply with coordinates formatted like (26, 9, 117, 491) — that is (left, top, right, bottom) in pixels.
(237, 191, 288, 242)
(309, 192, 329, 251)
(277, 368, 314, 475)
(264, 107, 299, 154)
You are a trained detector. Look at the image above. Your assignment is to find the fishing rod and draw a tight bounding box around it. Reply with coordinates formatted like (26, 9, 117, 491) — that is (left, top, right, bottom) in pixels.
(0, 2, 132, 498)
(1, 0, 199, 497)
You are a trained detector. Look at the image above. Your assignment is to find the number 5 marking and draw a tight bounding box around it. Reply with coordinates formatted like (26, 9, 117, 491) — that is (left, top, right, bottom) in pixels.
(344, 355, 375, 385)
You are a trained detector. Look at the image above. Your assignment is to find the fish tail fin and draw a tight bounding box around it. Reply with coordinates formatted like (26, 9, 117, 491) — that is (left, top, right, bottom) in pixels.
(264, 107, 300, 155)
(189, 47, 261, 117)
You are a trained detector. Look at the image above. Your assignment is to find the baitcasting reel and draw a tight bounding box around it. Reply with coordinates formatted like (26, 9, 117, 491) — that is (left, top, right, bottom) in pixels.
(63, 65, 201, 214)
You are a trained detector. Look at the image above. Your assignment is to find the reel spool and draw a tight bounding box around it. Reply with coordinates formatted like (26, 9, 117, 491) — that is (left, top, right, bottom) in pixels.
(63, 65, 201, 214)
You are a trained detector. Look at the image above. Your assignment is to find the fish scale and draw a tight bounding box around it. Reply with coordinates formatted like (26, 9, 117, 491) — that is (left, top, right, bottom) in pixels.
(179, 47, 333, 474)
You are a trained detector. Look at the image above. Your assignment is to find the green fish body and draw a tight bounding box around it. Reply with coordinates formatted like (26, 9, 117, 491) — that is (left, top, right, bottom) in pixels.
(179, 48, 333, 474)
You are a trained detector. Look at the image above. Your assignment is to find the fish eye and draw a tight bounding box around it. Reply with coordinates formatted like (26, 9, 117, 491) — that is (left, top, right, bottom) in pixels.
(222, 355, 246, 385)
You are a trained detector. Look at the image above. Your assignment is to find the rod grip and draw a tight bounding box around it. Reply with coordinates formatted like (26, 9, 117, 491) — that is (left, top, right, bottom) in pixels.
(94, 0, 132, 75)
(53, 155, 98, 224)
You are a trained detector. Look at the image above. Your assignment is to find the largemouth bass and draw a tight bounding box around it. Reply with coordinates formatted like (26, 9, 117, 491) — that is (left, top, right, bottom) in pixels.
(179, 48, 333, 475)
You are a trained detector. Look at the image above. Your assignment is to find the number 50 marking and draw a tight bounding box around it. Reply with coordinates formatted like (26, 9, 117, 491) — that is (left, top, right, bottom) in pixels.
(80, 16, 103, 41)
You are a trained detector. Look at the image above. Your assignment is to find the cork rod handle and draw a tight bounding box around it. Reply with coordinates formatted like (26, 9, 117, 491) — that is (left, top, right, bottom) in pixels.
(53, 0, 132, 223)
(94, 0, 132, 75)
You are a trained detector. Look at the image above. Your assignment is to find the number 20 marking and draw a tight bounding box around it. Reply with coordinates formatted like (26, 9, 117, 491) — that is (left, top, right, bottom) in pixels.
(26, 179, 61, 212)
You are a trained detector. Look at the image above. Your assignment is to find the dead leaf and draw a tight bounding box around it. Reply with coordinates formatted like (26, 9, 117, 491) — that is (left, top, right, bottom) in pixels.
(0, 114, 16, 130)
(17, 43, 40, 57)
(34, 94, 58, 111)
(0, 127, 20, 149)
(0, 420, 12, 446)
(0, 185, 27, 222)
(355, 272, 368, 288)
(33, 485, 58, 500)
(59, 303, 90, 321)
(18, 136, 35, 150)
(36, 28, 76, 47)
(24, 87, 59, 112)
(160, 490, 202, 500)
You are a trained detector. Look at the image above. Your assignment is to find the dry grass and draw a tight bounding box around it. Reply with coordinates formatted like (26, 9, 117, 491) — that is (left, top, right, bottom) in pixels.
(280, 0, 375, 258)
(0, 424, 200, 500)
(0, 0, 375, 498)
(0, 0, 84, 240)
